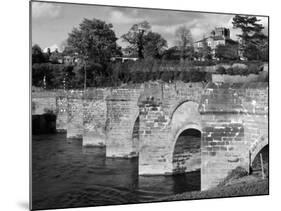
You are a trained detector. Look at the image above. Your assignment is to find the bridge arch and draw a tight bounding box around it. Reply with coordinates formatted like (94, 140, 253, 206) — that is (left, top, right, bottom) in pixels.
(168, 99, 199, 125)
(168, 101, 202, 174)
(250, 136, 269, 176)
(172, 125, 202, 174)
(250, 135, 268, 166)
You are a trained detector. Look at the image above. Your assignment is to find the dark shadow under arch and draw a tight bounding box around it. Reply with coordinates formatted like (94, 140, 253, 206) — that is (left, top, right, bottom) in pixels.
(251, 144, 269, 178)
(172, 128, 201, 174)
(132, 116, 140, 157)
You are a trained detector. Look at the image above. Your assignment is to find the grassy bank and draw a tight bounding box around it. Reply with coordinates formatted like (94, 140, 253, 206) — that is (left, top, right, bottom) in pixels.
(163, 176, 268, 201)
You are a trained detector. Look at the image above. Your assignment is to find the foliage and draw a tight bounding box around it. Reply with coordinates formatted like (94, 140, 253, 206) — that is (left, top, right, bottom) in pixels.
(232, 15, 268, 61)
(32, 44, 47, 64)
(121, 21, 151, 59)
(122, 21, 167, 59)
(175, 26, 194, 61)
(198, 38, 212, 60)
(215, 44, 239, 60)
(66, 18, 121, 65)
(143, 32, 167, 59)
(216, 66, 226, 74)
(218, 166, 248, 187)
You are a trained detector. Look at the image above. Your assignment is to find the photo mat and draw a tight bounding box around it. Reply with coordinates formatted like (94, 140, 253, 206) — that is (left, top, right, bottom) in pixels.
(31, 1, 269, 210)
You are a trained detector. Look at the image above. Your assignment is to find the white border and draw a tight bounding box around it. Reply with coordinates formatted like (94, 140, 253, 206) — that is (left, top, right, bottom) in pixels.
(1, 0, 279, 211)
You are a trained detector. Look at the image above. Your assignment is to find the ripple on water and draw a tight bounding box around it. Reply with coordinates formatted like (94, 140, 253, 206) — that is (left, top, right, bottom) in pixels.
(32, 134, 200, 210)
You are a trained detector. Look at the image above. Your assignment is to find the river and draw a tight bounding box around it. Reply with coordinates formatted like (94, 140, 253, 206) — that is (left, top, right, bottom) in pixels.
(32, 134, 200, 210)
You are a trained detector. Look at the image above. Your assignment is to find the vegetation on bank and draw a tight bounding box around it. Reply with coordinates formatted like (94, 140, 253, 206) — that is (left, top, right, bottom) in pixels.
(163, 165, 269, 201)
(164, 178, 268, 201)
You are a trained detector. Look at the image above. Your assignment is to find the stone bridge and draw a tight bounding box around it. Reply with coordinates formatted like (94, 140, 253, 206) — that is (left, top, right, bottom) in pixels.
(31, 81, 268, 190)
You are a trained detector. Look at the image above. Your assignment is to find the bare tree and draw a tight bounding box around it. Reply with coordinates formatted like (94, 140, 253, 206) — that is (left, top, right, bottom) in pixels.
(175, 26, 194, 61)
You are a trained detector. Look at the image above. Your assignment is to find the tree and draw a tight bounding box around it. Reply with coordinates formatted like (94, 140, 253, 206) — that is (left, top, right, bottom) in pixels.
(66, 18, 121, 87)
(121, 21, 151, 59)
(175, 26, 194, 61)
(143, 32, 167, 59)
(232, 15, 268, 60)
(162, 46, 181, 60)
(198, 38, 212, 60)
(215, 43, 239, 60)
(32, 44, 46, 64)
(66, 18, 120, 65)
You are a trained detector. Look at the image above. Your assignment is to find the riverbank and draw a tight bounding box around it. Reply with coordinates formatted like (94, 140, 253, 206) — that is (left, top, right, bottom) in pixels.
(163, 175, 268, 201)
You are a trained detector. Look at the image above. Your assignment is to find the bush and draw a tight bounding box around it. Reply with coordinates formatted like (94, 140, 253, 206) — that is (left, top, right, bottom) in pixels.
(205, 72, 212, 82)
(226, 67, 234, 75)
(248, 63, 261, 74)
(218, 166, 248, 187)
(160, 71, 174, 82)
(190, 69, 206, 82)
(216, 66, 226, 74)
(180, 71, 190, 82)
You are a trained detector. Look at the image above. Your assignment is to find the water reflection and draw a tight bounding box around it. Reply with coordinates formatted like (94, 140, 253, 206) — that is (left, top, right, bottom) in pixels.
(32, 134, 200, 210)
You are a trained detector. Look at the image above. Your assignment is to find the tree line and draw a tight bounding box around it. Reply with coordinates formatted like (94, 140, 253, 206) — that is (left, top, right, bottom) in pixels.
(32, 15, 268, 89)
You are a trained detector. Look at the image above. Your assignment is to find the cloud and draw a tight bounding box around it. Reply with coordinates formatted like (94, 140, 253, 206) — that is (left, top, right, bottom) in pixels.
(32, 2, 62, 19)
(108, 10, 142, 24)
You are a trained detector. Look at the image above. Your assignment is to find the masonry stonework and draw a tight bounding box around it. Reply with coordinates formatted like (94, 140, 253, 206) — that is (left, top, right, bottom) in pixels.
(105, 86, 143, 158)
(199, 82, 268, 190)
(83, 88, 110, 146)
(137, 82, 204, 175)
(66, 90, 84, 139)
(31, 81, 268, 191)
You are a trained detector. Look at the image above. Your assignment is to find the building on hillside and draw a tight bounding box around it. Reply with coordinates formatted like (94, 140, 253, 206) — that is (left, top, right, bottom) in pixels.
(193, 27, 239, 60)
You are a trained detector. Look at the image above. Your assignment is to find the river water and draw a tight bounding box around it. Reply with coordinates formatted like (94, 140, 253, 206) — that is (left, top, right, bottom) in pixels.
(32, 134, 200, 210)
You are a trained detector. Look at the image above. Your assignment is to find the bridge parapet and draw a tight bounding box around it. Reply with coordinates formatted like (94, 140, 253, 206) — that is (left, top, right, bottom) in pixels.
(199, 82, 268, 190)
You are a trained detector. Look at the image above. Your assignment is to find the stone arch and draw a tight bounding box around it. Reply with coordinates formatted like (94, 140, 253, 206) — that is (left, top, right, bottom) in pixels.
(250, 135, 269, 166)
(168, 99, 197, 124)
(172, 126, 202, 174)
(170, 101, 201, 137)
(168, 101, 202, 174)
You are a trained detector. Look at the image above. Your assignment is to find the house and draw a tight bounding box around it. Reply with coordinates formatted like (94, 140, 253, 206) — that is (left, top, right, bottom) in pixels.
(193, 27, 239, 60)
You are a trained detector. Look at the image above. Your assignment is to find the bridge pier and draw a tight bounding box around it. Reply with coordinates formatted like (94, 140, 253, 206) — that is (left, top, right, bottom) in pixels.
(105, 88, 142, 158)
(56, 92, 68, 133)
(66, 91, 84, 139)
(82, 89, 110, 147)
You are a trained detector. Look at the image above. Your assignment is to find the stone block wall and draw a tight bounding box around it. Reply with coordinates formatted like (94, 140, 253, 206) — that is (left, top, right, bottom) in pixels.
(83, 88, 110, 146)
(32, 91, 57, 115)
(138, 82, 204, 175)
(56, 92, 68, 132)
(106, 87, 143, 158)
(66, 90, 84, 139)
(199, 82, 268, 190)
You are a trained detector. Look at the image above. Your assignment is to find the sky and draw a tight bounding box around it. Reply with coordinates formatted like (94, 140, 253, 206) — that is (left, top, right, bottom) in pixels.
(31, 1, 269, 52)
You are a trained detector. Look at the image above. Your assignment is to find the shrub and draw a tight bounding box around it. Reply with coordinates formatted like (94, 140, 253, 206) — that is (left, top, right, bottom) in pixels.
(190, 69, 206, 82)
(216, 66, 226, 74)
(248, 63, 260, 74)
(180, 71, 190, 83)
(218, 166, 248, 187)
(160, 71, 174, 82)
(226, 67, 234, 75)
(205, 72, 212, 82)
